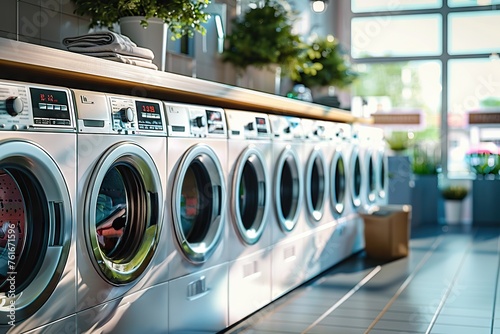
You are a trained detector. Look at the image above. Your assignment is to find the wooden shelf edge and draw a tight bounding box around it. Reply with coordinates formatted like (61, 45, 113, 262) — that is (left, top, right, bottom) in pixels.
(0, 38, 360, 123)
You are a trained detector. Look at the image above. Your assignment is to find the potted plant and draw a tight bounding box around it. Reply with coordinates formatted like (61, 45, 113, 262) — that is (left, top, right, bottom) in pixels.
(221, 0, 306, 94)
(293, 35, 358, 105)
(466, 142, 500, 225)
(72, 0, 211, 71)
(440, 185, 469, 224)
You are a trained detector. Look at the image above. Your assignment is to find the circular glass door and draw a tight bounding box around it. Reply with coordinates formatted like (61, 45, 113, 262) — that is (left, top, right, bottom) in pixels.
(274, 145, 302, 232)
(378, 150, 387, 200)
(350, 147, 362, 208)
(330, 148, 346, 217)
(0, 140, 72, 322)
(86, 142, 162, 285)
(231, 146, 268, 245)
(305, 148, 326, 223)
(367, 151, 377, 203)
(172, 144, 226, 264)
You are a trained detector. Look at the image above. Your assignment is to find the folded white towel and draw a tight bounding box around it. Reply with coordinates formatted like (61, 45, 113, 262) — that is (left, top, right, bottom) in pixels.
(63, 31, 155, 60)
(81, 52, 159, 70)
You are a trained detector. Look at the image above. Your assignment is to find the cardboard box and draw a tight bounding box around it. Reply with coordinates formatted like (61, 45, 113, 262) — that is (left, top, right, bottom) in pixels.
(360, 205, 412, 260)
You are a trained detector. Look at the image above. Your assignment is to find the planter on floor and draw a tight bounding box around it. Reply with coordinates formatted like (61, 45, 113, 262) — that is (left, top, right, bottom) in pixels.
(411, 174, 439, 226)
(472, 178, 500, 225)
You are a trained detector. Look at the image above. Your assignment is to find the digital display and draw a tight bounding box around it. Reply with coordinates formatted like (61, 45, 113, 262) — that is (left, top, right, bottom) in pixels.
(29, 88, 71, 124)
(256, 117, 266, 125)
(136, 101, 164, 131)
(206, 110, 224, 134)
(206, 110, 222, 122)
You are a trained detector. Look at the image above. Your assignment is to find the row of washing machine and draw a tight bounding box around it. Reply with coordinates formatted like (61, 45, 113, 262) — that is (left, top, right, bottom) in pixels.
(0, 80, 387, 333)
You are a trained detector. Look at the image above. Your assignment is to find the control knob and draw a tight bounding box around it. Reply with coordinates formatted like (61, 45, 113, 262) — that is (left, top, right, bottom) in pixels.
(245, 122, 254, 131)
(192, 116, 206, 128)
(119, 107, 134, 123)
(314, 126, 325, 136)
(5, 96, 24, 117)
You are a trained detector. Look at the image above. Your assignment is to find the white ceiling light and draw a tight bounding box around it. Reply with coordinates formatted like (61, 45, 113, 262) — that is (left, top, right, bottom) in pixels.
(311, 0, 327, 13)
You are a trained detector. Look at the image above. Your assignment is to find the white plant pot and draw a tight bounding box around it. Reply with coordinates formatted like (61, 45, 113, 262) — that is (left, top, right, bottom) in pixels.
(119, 16, 168, 71)
(444, 200, 463, 224)
(237, 65, 282, 95)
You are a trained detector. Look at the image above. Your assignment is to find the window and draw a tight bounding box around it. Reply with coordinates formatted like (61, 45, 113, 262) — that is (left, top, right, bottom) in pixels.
(351, 15, 442, 58)
(448, 11, 500, 55)
(352, 0, 442, 13)
(349, 1, 500, 173)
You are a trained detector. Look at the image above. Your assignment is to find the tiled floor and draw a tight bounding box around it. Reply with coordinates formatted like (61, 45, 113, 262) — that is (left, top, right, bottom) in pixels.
(222, 225, 500, 333)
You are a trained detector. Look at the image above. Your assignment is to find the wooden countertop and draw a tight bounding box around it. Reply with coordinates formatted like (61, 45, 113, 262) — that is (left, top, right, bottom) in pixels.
(0, 38, 370, 123)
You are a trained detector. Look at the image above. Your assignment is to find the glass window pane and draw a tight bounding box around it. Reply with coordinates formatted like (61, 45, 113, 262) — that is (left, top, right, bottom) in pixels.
(447, 58, 500, 173)
(351, 15, 442, 58)
(352, 0, 442, 12)
(448, 11, 500, 55)
(448, 0, 500, 7)
(351, 60, 442, 127)
(448, 58, 500, 116)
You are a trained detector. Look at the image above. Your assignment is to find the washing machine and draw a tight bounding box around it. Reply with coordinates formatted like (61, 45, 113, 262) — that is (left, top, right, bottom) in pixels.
(373, 127, 389, 206)
(73, 90, 169, 333)
(268, 114, 305, 300)
(163, 102, 228, 333)
(300, 118, 332, 281)
(343, 123, 371, 258)
(331, 122, 354, 223)
(225, 109, 272, 325)
(0, 80, 77, 333)
(352, 124, 383, 211)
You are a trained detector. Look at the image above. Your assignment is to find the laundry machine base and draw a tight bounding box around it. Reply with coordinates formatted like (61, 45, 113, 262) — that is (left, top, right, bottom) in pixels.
(228, 249, 272, 325)
(168, 263, 228, 333)
(76, 282, 169, 334)
(271, 235, 306, 300)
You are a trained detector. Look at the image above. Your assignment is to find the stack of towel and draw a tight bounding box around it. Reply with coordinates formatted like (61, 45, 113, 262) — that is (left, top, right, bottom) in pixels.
(63, 31, 158, 70)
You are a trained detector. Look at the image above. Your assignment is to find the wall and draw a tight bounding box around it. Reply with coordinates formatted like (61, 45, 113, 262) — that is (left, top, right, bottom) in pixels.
(0, 0, 340, 96)
(0, 0, 90, 49)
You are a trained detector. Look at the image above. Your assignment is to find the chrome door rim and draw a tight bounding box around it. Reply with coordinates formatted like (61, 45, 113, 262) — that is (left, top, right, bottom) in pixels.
(231, 145, 269, 245)
(0, 139, 72, 322)
(330, 147, 346, 216)
(305, 147, 327, 223)
(172, 143, 226, 264)
(85, 141, 162, 285)
(274, 145, 302, 232)
(350, 146, 362, 208)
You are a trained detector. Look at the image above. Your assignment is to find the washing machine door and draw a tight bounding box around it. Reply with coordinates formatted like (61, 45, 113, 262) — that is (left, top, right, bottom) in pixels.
(274, 145, 302, 232)
(231, 145, 269, 245)
(331, 148, 347, 217)
(85, 142, 162, 285)
(172, 144, 226, 264)
(350, 146, 362, 208)
(0, 140, 72, 322)
(377, 149, 387, 200)
(367, 150, 377, 204)
(305, 147, 326, 223)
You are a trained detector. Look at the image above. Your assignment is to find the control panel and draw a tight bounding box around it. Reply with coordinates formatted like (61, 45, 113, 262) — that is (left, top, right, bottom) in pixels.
(164, 102, 226, 138)
(0, 81, 74, 131)
(226, 110, 271, 140)
(74, 89, 166, 135)
(269, 115, 303, 140)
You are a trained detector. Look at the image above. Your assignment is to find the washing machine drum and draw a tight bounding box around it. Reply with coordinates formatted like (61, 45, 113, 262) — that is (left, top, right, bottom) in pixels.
(305, 148, 326, 223)
(172, 144, 226, 264)
(377, 150, 387, 200)
(351, 147, 362, 208)
(231, 146, 268, 245)
(0, 140, 72, 322)
(367, 151, 377, 203)
(85, 142, 162, 285)
(331, 149, 346, 216)
(274, 146, 302, 232)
